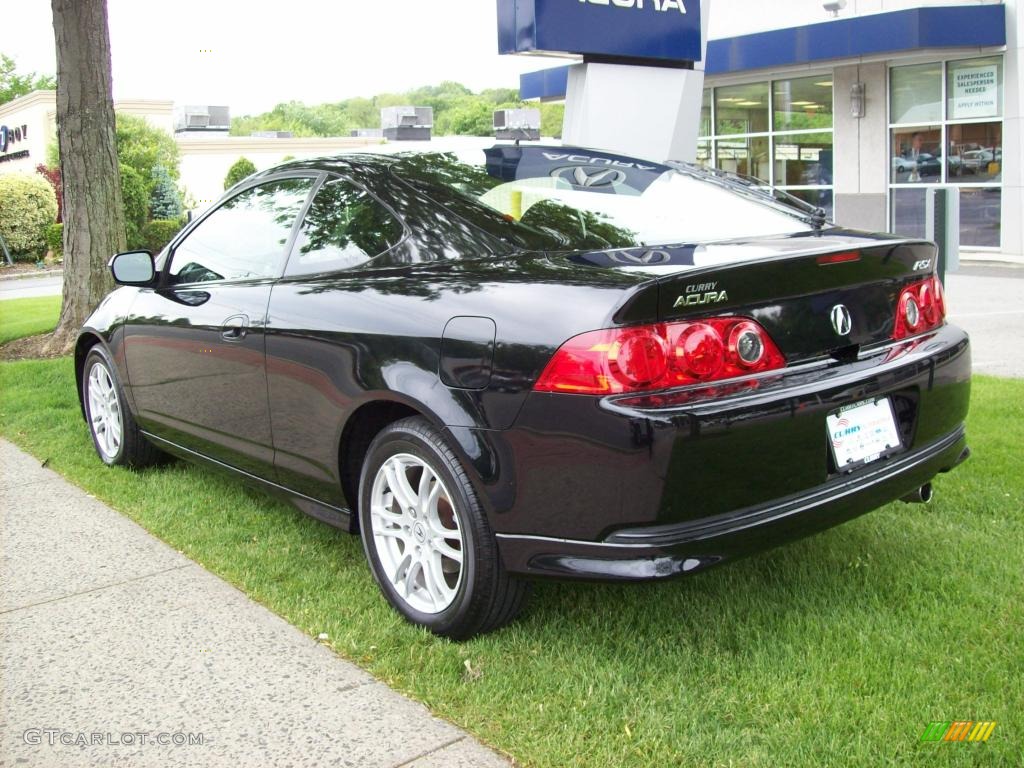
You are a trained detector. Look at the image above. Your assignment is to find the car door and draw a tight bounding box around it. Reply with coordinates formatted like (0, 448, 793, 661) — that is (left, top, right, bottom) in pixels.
(123, 174, 319, 477)
(265, 174, 407, 505)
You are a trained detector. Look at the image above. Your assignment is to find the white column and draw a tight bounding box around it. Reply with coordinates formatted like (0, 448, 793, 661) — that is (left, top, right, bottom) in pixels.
(561, 5, 710, 161)
(833, 62, 889, 232)
(1000, 0, 1023, 263)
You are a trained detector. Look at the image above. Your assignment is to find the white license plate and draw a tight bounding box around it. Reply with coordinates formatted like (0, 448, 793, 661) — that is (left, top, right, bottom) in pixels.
(827, 398, 902, 470)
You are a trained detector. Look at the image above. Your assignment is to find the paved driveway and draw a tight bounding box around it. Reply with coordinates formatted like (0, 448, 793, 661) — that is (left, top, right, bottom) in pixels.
(945, 265, 1024, 378)
(0, 276, 62, 299)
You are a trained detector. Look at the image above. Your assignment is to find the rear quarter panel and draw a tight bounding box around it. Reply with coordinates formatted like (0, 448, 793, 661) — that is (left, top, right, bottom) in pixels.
(264, 242, 651, 507)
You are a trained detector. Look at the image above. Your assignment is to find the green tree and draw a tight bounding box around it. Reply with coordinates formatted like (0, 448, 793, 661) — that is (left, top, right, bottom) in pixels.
(436, 101, 494, 137)
(149, 164, 182, 220)
(228, 82, 565, 139)
(538, 102, 564, 139)
(115, 113, 180, 187)
(224, 157, 257, 189)
(119, 163, 148, 249)
(0, 53, 56, 105)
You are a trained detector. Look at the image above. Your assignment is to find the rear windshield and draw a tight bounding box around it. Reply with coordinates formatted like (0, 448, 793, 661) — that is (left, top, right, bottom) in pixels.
(392, 146, 815, 251)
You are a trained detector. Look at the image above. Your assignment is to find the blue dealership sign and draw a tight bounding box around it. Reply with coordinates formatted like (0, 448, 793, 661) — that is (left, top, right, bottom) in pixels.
(497, 0, 702, 63)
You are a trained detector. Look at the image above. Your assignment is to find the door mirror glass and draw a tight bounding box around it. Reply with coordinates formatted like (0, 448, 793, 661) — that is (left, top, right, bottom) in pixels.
(109, 250, 155, 285)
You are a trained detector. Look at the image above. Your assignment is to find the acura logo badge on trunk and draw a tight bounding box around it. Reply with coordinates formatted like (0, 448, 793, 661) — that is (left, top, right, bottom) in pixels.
(831, 304, 853, 336)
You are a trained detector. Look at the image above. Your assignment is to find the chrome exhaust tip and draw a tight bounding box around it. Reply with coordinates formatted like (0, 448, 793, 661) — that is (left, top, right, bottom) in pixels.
(901, 482, 933, 504)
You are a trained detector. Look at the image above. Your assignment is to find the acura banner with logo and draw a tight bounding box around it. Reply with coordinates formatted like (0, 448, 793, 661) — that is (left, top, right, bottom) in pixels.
(484, 145, 670, 195)
(497, 0, 702, 63)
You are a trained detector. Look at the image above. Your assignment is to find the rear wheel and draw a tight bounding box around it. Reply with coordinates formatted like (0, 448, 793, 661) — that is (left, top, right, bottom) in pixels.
(83, 347, 163, 468)
(358, 417, 529, 639)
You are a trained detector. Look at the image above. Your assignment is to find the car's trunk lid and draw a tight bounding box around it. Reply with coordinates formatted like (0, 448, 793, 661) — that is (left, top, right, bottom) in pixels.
(564, 230, 938, 364)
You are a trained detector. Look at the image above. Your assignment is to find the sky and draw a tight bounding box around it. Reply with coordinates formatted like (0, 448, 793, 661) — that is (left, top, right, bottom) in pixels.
(3, 1, 565, 115)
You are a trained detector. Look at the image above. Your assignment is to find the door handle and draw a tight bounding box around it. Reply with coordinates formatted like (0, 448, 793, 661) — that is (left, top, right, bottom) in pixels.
(221, 314, 249, 341)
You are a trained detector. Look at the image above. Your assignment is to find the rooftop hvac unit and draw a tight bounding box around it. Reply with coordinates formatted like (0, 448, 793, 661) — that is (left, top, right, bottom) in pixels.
(380, 106, 433, 141)
(174, 105, 231, 133)
(493, 108, 541, 141)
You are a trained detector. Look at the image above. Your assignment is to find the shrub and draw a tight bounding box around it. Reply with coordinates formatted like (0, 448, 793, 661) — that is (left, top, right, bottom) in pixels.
(0, 173, 58, 260)
(224, 157, 257, 190)
(35, 164, 63, 222)
(44, 223, 63, 258)
(150, 164, 182, 220)
(141, 219, 184, 254)
(120, 163, 148, 250)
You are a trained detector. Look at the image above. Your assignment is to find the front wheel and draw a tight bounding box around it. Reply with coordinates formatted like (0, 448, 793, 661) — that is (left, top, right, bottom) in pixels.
(82, 347, 163, 468)
(358, 417, 529, 639)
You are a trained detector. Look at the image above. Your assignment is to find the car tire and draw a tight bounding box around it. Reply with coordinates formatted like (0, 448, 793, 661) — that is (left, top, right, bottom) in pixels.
(82, 346, 163, 468)
(358, 416, 529, 639)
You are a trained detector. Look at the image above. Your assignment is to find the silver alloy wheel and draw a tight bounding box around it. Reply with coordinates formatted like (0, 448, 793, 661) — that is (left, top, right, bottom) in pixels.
(87, 361, 123, 460)
(369, 453, 464, 614)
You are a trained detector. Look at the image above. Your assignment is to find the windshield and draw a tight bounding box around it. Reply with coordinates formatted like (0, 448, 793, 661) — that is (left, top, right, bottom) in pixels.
(392, 146, 816, 252)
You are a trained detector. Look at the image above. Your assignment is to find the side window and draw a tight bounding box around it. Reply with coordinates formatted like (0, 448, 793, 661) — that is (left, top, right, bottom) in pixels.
(286, 178, 404, 276)
(168, 178, 314, 284)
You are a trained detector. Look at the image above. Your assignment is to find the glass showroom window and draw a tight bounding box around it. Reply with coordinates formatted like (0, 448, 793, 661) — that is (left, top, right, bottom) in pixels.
(890, 57, 1003, 248)
(699, 76, 834, 218)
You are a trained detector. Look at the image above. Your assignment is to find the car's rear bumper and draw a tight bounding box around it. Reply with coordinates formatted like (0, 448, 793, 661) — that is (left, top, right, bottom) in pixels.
(496, 425, 969, 580)
(474, 323, 971, 580)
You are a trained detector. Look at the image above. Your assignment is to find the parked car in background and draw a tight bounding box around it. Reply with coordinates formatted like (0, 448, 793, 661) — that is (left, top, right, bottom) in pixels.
(892, 155, 916, 174)
(962, 148, 1001, 173)
(915, 153, 942, 178)
(77, 145, 972, 638)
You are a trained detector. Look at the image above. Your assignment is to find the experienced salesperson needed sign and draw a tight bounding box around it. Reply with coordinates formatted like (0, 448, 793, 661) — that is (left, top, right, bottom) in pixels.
(951, 65, 998, 119)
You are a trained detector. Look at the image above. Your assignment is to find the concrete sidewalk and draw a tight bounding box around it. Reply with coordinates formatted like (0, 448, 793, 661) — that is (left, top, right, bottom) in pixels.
(0, 440, 510, 767)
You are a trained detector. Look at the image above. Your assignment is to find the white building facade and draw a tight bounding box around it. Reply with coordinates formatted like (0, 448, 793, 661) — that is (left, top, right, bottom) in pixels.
(0, 92, 375, 214)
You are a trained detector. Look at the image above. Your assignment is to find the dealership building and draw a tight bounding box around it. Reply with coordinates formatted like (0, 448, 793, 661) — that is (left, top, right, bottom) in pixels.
(517, 0, 1022, 264)
(1, 0, 1020, 263)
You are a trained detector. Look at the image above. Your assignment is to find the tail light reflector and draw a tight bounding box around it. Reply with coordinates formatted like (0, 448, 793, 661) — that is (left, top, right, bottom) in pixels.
(534, 317, 785, 395)
(893, 275, 946, 340)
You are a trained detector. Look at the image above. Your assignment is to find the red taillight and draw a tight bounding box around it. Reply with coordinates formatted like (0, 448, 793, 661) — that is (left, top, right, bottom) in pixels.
(534, 318, 785, 395)
(677, 323, 725, 379)
(609, 328, 669, 386)
(893, 275, 946, 340)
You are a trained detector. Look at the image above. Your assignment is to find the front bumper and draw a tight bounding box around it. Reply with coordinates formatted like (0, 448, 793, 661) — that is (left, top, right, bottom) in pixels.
(496, 425, 968, 580)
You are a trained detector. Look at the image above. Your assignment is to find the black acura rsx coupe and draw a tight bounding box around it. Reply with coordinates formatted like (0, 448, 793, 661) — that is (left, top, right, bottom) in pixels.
(78, 144, 971, 638)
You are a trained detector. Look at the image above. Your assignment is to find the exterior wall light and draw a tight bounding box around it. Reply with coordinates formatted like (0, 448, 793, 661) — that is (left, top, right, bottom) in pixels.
(850, 82, 866, 119)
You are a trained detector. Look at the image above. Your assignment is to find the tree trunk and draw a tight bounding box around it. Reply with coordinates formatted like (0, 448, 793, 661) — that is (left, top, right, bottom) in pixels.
(45, 0, 124, 355)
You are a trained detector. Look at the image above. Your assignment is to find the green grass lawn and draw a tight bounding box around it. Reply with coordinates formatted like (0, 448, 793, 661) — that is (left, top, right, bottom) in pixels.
(0, 295, 61, 346)
(0, 357, 1020, 767)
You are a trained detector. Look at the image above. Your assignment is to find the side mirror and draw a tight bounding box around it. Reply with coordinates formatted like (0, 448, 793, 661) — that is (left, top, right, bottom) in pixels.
(109, 250, 155, 286)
